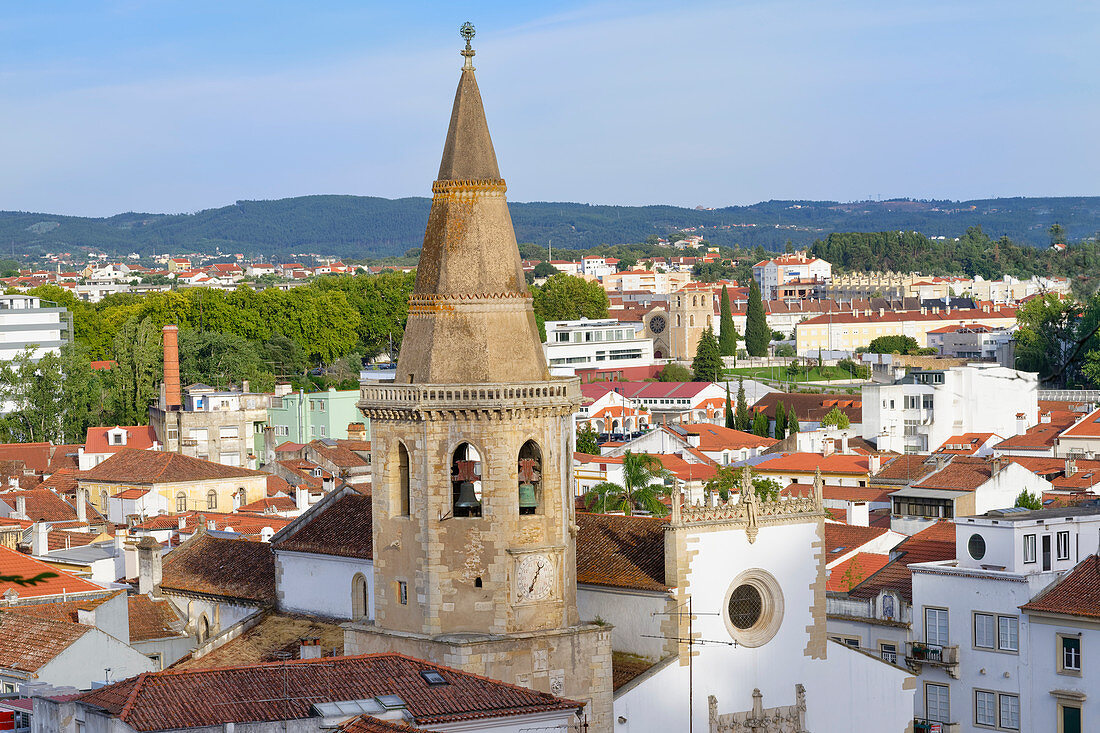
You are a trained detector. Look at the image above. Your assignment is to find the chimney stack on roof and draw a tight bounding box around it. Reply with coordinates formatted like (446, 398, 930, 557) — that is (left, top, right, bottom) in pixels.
(846, 501, 869, 527)
(136, 535, 162, 595)
(162, 325, 181, 410)
(1066, 457, 1077, 477)
(299, 638, 323, 660)
(14, 495, 26, 520)
(75, 487, 87, 523)
(31, 521, 48, 555)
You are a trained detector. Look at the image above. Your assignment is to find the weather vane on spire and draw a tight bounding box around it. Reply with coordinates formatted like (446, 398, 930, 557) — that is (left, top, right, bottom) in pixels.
(460, 22, 476, 69)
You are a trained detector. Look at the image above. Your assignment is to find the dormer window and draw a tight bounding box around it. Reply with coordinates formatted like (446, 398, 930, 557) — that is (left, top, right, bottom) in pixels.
(312, 468, 323, 478)
(109, 429, 126, 446)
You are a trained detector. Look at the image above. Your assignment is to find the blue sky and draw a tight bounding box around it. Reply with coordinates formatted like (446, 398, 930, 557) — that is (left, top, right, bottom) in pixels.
(1, 1, 1096, 217)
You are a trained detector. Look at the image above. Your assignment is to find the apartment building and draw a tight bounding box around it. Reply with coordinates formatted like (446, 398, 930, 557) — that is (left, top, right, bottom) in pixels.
(266, 387, 364, 444)
(0, 293, 71, 362)
(752, 251, 832, 299)
(543, 318, 655, 372)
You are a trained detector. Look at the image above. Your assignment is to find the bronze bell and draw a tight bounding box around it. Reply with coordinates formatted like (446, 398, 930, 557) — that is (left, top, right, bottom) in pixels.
(454, 481, 481, 515)
(518, 482, 538, 514)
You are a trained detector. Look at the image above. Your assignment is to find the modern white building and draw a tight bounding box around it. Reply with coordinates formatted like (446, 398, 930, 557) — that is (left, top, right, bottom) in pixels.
(752, 251, 832, 299)
(908, 506, 1100, 732)
(0, 294, 71, 362)
(863, 365, 1038, 454)
(543, 318, 655, 372)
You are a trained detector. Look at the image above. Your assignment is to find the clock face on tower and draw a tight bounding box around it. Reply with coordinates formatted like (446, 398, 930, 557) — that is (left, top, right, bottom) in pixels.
(516, 553, 554, 602)
(649, 314, 666, 335)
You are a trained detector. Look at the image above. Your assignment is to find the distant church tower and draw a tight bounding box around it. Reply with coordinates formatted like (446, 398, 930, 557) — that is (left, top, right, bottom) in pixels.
(350, 25, 612, 730)
(669, 285, 716, 361)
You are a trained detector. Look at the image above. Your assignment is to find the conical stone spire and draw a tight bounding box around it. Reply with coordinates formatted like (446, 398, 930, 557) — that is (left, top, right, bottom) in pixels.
(396, 30, 548, 384)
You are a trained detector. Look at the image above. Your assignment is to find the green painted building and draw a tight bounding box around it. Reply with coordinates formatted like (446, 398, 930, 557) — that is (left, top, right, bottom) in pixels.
(266, 388, 367, 447)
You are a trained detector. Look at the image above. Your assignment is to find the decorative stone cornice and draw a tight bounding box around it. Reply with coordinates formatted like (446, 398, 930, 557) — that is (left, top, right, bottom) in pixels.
(358, 379, 582, 421)
(675, 467, 824, 536)
(431, 178, 507, 196)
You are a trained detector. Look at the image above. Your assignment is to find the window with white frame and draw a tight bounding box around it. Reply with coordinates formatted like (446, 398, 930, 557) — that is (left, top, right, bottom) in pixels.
(999, 693, 1020, 730)
(925, 607, 949, 647)
(1023, 533, 1037, 563)
(1060, 634, 1082, 673)
(925, 683, 950, 723)
(975, 690, 996, 727)
(998, 616, 1019, 652)
(974, 613, 995, 649)
(1057, 530, 1070, 561)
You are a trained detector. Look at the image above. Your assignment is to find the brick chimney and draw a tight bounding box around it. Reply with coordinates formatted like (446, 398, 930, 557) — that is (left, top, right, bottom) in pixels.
(162, 325, 182, 410)
(299, 638, 323, 660)
(137, 535, 162, 595)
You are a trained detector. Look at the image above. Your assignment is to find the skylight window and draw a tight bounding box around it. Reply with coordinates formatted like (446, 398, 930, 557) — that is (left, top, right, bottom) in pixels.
(420, 670, 448, 686)
(376, 695, 405, 709)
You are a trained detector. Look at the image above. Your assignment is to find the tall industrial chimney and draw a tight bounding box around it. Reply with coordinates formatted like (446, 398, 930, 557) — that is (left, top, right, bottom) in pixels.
(163, 325, 181, 410)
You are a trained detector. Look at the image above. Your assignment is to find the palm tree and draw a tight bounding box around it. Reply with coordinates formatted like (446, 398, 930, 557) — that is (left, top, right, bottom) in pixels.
(584, 451, 672, 516)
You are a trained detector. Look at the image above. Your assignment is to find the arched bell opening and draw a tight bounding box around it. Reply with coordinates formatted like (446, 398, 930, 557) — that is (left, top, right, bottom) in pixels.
(518, 440, 542, 516)
(451, 442, 483, 518)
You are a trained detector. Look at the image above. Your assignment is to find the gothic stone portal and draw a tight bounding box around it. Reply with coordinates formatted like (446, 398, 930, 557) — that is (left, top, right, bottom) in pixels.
(708, 685, 808, 733)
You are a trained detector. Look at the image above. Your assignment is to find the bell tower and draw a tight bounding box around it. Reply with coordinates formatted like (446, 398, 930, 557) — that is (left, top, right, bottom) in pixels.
(352, 30, 610, 729)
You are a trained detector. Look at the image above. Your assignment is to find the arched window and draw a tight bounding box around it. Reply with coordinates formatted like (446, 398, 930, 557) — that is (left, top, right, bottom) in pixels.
(677, 314, 682, 327)
(100, 490, 109, 511)
(518, 440, 542, 516)
(693, 295, 698, 307)
(451, 443, 482, 518)
(351, 573, 369, 620)
(398, 443, 410, 516)
(175, 492, 187, 512)
(234, 488, 246, 509)
(689, 314, 695, 327)
(198, 615, 211, 644)
(206, 490, 217, 510)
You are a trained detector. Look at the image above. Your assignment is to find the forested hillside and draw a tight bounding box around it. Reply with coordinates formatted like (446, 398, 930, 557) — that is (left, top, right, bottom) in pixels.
(2, 195, 1098, 259)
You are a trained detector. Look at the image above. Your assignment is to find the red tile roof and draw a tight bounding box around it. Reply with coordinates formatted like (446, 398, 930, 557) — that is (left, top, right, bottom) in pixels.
(580, 381, 715, 403)
(756, 453, 870, 476)
(0, 545, 104, 599)
(0, 613, 91, 673)
(0, 487, 97, 523)
(933, 433, 999, 455)
(84, 426, 159, 454)
(675, 423, 777, 451)
(576, 513, 668, 592)
(239, 496, 297, 513)
(160, 533, 276, 604)
(2, 590, 121, 624)
(827, 553, 891, 592)
(1021, 555, 1100, 619)
(273, 492, 372, 559)
(824, 523, 889, 562)
(80, 448, 263, 483)
(913, 456, 991, 491)
(847, 522, 956, 602)
(1006, 456, 1100, 490)
(308, 440, 370, 469)
(338, 715, 426, 733)
(128, 595, 187, 642)
(649, 453, 718, 482)
(75, 653, 581, 730)
(800, 306, 1017, 326)
(781, 483, 891, 504)
(752, 393, 862, 424)
(995, 411, 1078, 450)
(1057, 407, 1100, 438)
(873, 455, 937, 484)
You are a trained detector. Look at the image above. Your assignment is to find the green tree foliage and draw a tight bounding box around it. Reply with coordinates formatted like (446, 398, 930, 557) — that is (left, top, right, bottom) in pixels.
(735, 377, 751, 432)
(820, 406, 850, 429)
(179, 331, 275, 393)
(583, 451, 671, 516)
(1016, 293, 1100, 388)
(0, 349, 64, 443)
(704, 466, 782, 502)
(1049, 224, 1066, 246)
(718, 285, 737, 356)
(692, 327, 723, 382)
(692, 260, 736, 283)
(774, 400, 787, 439)
(752, 410, 769, 437)
(786, 405, 800, 435)
(532, 261, 561, 278)
(108, 317, 164, 426)
(658, 363, 693, 382)
(1015, 490, 1043, 510)
(744, 280, 769, 357)
(532, 275, 609, 321)
(867, 335, 920, 355)
(576, 424, 601, 455)
(725, 384, 735, 430)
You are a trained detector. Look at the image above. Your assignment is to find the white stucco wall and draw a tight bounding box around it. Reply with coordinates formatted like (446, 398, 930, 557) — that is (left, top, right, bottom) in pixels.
(38, 628, 156, 689)
(275, 550, 374, 620)
(576, 585, 668, 658)
(613, 520, 913, 732)
(1024, 615, 1098, 732)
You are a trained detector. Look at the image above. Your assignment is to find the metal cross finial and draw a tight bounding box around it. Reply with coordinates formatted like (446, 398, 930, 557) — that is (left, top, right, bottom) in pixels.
(459, 22, 476, 69)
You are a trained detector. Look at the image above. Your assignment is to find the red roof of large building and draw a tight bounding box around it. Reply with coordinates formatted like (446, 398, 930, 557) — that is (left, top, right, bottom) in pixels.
(933, 433, 1000, 455)
(160, 533, 276, 604)
(912, 456, 992, 491)
(576, 513, 668, 592)
(756, 453, 870, 476)
(1056, 407, 1100, 438)
(824, 523, 889, 563)
(580, 381, 715, 403)
(800, 306, 1017, 326)
(0, 545, 104, 599)
(675, 423, 777, 451)
(84, 426, 159, 454)
(273, 492, 372, 560)
(995, 411, 1078, 450)
(847, 521, 957, 602)
(74, 653, 581, 730)
(827, 553, 891, 593)
(1021, 554, 1100, 619)
(0, 613, 92, 674)
(80, 448, 263, 484)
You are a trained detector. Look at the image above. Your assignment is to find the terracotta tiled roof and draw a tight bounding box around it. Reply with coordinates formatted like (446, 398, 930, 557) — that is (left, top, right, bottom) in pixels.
(0, 545, 104, 599)
(824, 524, 888, 562)
(76, 653, 581, 730)
(1057, 407, 1100, 438)
(46, 529, 104, 552)
(161, 533, 276, 604)
(338, 716, 425, 733)
(308, 440, 370, 469)
(84, 426, 158, 454)
(913, 456, 991, 491)
(1021, 555, 1100, 619)
(612, 651, 662, 691)
(675, 423, 777, 451)
(933, 433, 999, 455)
(47, 444, 82, 473)
(847, 522, 956, 602)
(648, 453, 718, 482)
(80, 448, 263, 483)
(2, 590, 121, 624)
(827, 553, 891, 592)
(273, 492, 372, 560)
(752, 392, 862, 423)
(995, 411, 1078, 450)
(128, 595, 187, 642)
(579, 381, 715, 402)
(0, 487, 96, 523)
(755, 452, 869, 476)
(781, 482, 890, 504)
(800, 306, 1017, 326)
(266, 474, 293, 496)
(0, 443, 61, 474)
(239, 496, 297, 513)
(576, 512, 668, 591)
(873, 454, 938, 484)
(130, 511, 291, 537)
(173, 612, 344, 669)
(0, 613, 90, 673)
(1005, 456, 1100, 490)
(573, 452, 623, 464)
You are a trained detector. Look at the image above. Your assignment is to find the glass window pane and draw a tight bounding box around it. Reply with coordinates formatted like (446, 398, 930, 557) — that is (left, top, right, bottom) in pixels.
(1063, 637, 1081, 670)
(926, 608, 949, 646)
(975, 691, 996, 726)
(999, 694, 1020, 730)
(925, 684, 950, 723)
(974, 613, 994, 648)
(998, 616, 1019, 651)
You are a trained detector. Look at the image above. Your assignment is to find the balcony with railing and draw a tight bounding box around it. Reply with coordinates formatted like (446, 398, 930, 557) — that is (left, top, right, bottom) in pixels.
(905, 641, 960, 678)
(913, 718, 959, 732)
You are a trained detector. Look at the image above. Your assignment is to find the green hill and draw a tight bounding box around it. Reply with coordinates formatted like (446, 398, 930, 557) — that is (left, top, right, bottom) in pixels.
(2, 195, 1098, 259)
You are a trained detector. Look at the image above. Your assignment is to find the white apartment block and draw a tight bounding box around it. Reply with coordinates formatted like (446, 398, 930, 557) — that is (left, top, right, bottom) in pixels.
(909, 506, 1100, 733)
(863, 365, 1037, 454)
(752, 251, 831, 299)
(543, 318, 655, 372)
(0, 294, 71, 362)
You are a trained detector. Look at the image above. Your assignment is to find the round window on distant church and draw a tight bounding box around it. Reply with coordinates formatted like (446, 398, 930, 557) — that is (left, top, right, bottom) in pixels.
(968, 533, 987, 561)
(722, 569, 784, 648)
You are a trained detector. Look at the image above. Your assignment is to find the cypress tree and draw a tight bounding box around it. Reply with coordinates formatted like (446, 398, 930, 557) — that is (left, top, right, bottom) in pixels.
(745, 279, 769, 357)
(735, 377, 751, 432)
(724, 383, 735, 429)
(787, 405, 800, 434)
(718, 285, 738, 356)
(752, 410, 769, 437)
(692, 326, 723, 382)
(774, 400, 787, 439)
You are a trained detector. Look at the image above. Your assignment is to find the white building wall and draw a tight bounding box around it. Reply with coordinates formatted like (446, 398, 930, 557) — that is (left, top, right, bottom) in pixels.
(37, 629, 156, 689)
(576, 585, 667, 658)
(275, 550, 374, 620)
(1024, 615, 1098, 733)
